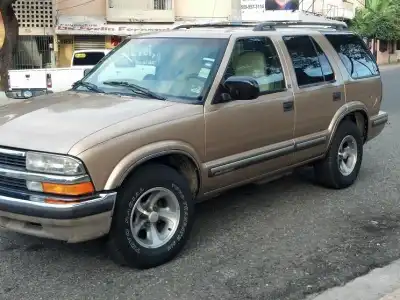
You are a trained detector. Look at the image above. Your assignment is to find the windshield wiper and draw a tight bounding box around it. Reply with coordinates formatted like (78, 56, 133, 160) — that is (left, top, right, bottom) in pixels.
(73, 80, 104, 93)
(103, 80, 166, 100)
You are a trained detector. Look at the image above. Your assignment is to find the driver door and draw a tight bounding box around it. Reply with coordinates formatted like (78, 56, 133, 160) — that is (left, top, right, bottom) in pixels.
(203, 36, 296, 192)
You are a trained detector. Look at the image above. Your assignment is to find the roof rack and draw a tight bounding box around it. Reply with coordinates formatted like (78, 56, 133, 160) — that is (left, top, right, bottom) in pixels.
(253, 20, 348, 31)
(173, 20, 348, 31)
(173, 22, 256, 30)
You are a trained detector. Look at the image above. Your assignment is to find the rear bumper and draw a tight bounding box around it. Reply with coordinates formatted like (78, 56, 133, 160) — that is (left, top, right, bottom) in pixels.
(6, 89, 53, 99)
(367, 110, 388, 141)
(0, 192, 116, 243)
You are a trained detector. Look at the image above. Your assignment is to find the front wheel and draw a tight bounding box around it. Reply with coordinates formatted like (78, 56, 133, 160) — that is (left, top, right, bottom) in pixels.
(107, 163, 195, 269)
(314, 120, 363, 189)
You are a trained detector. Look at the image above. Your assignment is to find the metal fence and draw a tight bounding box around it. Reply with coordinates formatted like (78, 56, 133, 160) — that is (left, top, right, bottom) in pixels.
(12, 35, 53, 70)
(154, 0, 172, 10)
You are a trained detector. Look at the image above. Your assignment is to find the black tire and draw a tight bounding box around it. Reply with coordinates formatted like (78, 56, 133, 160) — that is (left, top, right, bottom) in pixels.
(107, 163, 195, 269)
(314, 120, 363, 189)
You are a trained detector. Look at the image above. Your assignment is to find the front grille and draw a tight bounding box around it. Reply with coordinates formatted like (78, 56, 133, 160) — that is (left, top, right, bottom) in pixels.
(0, 175, 27, 191)
(0, 150, 26, 169)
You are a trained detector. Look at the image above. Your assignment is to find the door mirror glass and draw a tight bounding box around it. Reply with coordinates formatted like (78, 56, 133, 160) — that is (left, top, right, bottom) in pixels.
(223, 76, 260, 100)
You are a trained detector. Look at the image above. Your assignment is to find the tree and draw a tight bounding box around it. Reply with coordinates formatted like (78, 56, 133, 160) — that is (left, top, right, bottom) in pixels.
(0, 0, 18, 92)
(351, 0, 400, 41)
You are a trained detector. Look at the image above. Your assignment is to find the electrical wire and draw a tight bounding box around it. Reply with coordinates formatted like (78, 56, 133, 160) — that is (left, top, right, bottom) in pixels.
(56, 0, 96, 11)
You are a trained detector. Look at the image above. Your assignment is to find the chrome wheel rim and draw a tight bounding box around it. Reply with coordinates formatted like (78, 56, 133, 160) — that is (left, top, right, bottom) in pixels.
(130, 187, 180, 249)
(337, 135, 358, 176)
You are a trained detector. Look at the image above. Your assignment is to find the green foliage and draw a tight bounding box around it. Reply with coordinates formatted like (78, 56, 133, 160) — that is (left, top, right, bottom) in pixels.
(350, 0, 400, 41)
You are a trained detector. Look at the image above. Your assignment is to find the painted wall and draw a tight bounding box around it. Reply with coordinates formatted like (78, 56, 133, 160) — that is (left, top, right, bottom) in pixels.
(56, 0, 106, 16)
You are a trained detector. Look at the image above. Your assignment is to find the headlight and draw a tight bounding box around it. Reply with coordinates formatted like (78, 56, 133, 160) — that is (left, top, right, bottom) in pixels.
(26, 152, 86, 175)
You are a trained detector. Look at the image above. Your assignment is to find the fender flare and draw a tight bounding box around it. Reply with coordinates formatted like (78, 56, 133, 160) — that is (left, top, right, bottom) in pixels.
(104, 140, 203, 191)
(327, 101, 368, 147)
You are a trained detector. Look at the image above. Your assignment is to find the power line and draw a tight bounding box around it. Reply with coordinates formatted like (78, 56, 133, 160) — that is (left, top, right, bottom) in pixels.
(56, 0, 95, 11)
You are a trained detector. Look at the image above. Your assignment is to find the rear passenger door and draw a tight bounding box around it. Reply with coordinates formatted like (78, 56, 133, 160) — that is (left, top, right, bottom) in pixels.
(280, 34, 346, 162)
(323, 33, 381, 117)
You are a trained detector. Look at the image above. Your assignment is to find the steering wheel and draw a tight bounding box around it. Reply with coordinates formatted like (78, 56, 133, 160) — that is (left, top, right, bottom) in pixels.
(185, 73, 207, 83)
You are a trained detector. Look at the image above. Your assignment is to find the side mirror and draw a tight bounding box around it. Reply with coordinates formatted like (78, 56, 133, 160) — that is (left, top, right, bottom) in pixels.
(223, 76, 260, 100)
(83, 68, 92, 76)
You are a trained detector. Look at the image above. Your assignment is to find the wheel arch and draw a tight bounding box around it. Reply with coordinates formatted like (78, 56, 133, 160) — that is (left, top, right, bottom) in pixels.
(328, 102, 369, 148)
(104, 144, 202, 198)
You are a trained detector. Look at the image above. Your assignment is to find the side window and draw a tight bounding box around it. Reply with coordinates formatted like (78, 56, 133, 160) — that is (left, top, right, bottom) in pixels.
(324, 34, 379, 79)
(283, 35, 335, 87)
(225, 37, 286, 94)
(312, 39, 335, 82)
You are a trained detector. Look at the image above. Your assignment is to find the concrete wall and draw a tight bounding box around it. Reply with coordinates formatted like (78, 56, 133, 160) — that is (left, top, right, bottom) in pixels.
(56, 0, 106, 16)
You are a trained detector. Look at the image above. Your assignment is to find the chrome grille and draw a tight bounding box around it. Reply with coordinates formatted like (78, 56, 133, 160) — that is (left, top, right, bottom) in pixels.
(0, 148, 26, 169)
(0, 175, 27, 191)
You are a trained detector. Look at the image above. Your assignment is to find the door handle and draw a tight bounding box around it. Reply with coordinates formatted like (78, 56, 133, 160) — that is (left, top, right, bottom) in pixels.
(333, 91, 342, 101)
(283, 100, 294, 112)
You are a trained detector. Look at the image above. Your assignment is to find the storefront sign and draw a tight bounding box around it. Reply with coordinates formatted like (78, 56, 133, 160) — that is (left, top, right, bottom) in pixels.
(56, 22, 174, 36)
(55, 16, 224, 36)
(241, 0, 300, 21)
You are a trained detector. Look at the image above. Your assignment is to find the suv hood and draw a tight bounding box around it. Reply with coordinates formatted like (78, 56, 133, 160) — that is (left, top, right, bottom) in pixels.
(0, 91, 177, 153)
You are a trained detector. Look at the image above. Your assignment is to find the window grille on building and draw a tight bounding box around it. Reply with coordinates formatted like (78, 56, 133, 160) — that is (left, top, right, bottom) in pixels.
(12, 0, 53, 28)
(154, 0, 172, 10)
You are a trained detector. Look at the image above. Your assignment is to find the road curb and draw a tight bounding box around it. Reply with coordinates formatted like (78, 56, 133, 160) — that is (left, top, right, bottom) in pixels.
(306, 259, 400, 300)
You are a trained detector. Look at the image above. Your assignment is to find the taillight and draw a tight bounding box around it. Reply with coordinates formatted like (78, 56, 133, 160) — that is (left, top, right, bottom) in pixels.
(46, 73, 52, 89)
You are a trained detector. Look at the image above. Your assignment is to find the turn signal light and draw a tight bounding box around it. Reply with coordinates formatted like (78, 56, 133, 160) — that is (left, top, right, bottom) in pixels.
(44, 199, 81, 205)
(42, 182, 94, 196)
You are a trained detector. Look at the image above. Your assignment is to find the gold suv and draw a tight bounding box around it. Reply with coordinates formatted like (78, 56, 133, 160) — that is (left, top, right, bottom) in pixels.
(0, 21, 388, 269)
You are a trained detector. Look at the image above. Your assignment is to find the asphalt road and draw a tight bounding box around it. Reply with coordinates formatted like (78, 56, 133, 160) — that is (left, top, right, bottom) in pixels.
(1, 66, 400, 300)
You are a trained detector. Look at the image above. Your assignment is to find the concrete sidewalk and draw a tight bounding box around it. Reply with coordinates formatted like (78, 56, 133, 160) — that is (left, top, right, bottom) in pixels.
(380, 289, 400, 300)
(306, 259, 400, 300)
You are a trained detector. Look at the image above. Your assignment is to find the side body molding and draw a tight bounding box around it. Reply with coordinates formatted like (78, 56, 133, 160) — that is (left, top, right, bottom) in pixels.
(103, 140, 203, 191)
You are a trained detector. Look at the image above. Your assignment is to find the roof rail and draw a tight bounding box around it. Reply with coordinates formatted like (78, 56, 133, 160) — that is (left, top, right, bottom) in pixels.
(173, 22, 256, 30)
(253, 20, 348, 31)
(173, 20, 348, 31)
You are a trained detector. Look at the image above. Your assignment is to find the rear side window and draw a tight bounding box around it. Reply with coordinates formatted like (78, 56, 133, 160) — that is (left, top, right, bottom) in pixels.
(72, 52, 105, 66)
(324, 34, 379, 79)
(283, 35, 335, 87)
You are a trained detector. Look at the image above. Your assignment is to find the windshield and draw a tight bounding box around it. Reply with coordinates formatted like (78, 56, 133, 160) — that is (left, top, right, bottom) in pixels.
(78, 37, 228, 102)
(72, 52, 106, 66)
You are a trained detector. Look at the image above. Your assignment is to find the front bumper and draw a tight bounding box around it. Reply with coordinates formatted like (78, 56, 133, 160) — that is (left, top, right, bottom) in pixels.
(0, 192, 116, 243)
(367, 110, 389, 141)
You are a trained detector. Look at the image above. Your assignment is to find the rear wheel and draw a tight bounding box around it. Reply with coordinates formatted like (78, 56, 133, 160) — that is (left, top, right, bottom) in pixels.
(107, 163, 195, 269)
(314, 120, 363, 189)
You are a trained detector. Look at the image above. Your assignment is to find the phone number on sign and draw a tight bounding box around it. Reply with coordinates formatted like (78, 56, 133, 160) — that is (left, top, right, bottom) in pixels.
(241, 4, 264, 9)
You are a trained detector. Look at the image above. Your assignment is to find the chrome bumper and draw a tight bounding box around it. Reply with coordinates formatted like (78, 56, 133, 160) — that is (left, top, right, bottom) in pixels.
(370, 110, 389, 128)
(367, 110, 388, 142)
(0, 192, 117, 243)
(0, 192, 116, 220)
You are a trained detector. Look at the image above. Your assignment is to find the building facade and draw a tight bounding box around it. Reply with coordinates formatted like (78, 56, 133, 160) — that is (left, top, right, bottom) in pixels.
(18, 0, 397, 69)
(54, 0, 242, 67)
(12, 0, 54, 69)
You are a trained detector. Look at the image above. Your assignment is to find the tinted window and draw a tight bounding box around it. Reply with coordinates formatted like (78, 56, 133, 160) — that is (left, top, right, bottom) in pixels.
(72, 52, 106, 66)
(283, 35, 334, 87)
(225, 37, 285, 94)
(312, 39, 335, 82)
(324, 34, 379, 79)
